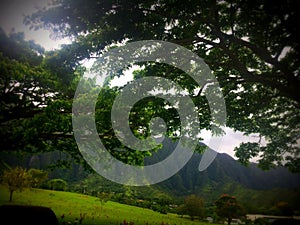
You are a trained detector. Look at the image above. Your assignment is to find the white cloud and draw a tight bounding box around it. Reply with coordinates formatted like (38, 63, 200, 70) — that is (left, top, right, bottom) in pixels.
(200, 127, 262, 162)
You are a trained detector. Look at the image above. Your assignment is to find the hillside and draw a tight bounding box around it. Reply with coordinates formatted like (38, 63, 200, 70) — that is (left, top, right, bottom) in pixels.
(0, 185, 214, 225)
(1, 137, 300, 213)
(148, 138, 300, 211)
(146, 138, 300, 190)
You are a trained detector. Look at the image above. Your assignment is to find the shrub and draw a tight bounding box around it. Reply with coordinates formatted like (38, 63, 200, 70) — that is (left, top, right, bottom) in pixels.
(48, 178, 67, 191)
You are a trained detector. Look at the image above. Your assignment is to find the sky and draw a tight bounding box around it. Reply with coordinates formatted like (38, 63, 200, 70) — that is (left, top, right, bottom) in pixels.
(0, 0, 262, 162)
(0, 0, 70, 50)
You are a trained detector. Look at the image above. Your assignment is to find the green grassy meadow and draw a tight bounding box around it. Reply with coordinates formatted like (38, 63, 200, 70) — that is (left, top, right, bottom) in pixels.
(0, 185, 217, 225)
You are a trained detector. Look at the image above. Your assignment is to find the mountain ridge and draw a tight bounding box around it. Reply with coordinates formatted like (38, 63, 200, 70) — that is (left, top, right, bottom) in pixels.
(146, 137, 300, 194)
(1, 138, 300, 211)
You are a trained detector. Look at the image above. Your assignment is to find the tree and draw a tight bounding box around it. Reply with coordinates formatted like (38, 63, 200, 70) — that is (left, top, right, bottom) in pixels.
(0, 29, 87, 169)
(23, 0, 299, 172)
(1, 28, 148, 169)
(98, 192, 112, 211)
(184, 194, 205, 220)
(215, 194, 245, 225)
(176, 204, 187, 218)
(28, 168, 48, 188)
(1, 167, 30, 202)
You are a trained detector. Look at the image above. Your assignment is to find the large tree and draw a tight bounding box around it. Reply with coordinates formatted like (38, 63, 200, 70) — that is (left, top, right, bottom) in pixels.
(215, 194, 244, 225)
(25, 0, 300, 172)
(184, 194, 205, 220)
(3, 0, 300, 171)
(0, 28, 85, 167)
(0, 28, 148, 168)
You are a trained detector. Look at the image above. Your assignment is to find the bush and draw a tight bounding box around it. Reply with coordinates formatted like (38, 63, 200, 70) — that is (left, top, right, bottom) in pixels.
(48, 178, 67, 191)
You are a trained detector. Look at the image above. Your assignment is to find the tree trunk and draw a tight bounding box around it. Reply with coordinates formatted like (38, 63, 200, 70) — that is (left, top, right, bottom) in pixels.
(227, 217, 232, 225)
(9, 190, 13, 202)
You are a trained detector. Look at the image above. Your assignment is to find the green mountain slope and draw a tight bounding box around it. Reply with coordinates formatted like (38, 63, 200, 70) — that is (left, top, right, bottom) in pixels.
(1, 138, 300, 213)
(0, 185, 214, 225)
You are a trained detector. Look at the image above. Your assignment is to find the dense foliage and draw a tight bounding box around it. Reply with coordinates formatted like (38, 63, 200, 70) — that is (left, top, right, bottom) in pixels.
(183, 194, 205, 220)
(215, 194, 244, 225)
(1, 166, 30, 201)
(0, 0, 299, 172)
(0, 28, 86, 168)
(25, 0, 300, 171)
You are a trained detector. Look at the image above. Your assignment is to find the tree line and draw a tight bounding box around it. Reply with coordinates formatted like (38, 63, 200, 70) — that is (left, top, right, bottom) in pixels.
(1, 166, 295, 225)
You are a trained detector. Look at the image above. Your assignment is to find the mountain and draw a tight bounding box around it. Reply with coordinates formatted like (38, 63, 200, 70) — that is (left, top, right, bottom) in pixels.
(142, 138, 300, 212)
(1, 137, 300, 212)
(146, 137, 300, 192)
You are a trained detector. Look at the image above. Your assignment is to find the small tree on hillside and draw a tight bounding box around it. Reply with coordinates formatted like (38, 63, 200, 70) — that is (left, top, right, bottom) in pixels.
(176, 204, 187, 218)
(1, 167, 31, 202)
(184, 194, 205, 220)
(28, 168, 48, 188)
(98, 192, 111, 211)
(215, 194, 245, 225)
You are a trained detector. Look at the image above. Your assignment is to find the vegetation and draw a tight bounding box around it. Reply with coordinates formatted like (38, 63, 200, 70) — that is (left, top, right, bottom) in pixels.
(28, 168, 49, 188)
(21, 0, 300, 172)
(0, 28, 85, 169)
(182, 195, 205, 221)
(0, 1, 299, 173)
(98, 192, 112, 212)
(215, 194, 245, 225)
(1, 167, 50, 201)
(1, 156, 299, 215)
(0, 185, 218, 225)
(0, 166, 298, 224)
(272, 201, 294, 216)
(1, 167, 31, 202)
(0, 1, 299, 224)
(48, 179, 68, 191)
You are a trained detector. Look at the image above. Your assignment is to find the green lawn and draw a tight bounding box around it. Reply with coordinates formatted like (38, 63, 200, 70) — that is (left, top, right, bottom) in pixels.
(0, 185, 217, 225)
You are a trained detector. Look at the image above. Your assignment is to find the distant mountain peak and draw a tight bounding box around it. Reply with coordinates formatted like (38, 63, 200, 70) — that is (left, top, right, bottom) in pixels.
(145, 137, 300, 193)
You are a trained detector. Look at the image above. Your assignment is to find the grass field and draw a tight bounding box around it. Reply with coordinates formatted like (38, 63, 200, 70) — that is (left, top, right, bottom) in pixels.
(0, 185, 217, 225)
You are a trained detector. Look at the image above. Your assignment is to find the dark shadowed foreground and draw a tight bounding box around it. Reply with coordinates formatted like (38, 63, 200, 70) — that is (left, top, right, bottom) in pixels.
(271, 218, 299, 225)
(0, 204, 59, 225)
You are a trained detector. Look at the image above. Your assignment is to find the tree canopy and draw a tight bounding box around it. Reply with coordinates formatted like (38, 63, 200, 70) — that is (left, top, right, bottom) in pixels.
(215, 194, 244, 225)
(1, 0, 299, 172)
(183, 194, 205, 220)
(0, 29, 84, 167)
(1, 166, 30, 202)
